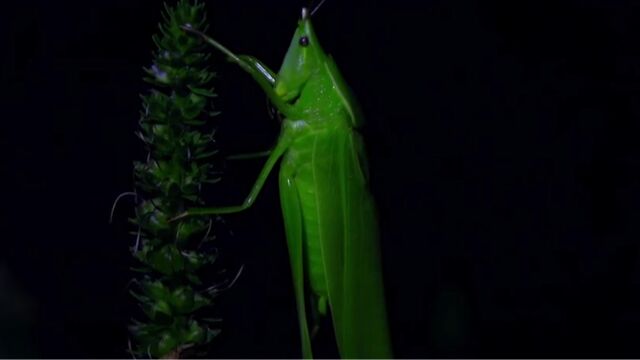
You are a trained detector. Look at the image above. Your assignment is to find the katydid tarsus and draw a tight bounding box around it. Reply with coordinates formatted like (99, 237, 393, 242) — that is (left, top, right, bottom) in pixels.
(176, 7, 393, 358)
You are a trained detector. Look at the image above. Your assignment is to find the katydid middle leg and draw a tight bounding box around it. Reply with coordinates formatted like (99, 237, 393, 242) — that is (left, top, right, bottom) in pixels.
(171, 132, 292, 220)
(226, 150, 272, 160)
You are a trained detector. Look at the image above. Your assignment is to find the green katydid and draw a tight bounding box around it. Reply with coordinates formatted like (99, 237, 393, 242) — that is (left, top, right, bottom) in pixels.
(176, 7, 392, 359)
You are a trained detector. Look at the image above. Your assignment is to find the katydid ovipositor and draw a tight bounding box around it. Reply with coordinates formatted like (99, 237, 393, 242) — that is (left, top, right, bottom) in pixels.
(177, 8, 392, 358)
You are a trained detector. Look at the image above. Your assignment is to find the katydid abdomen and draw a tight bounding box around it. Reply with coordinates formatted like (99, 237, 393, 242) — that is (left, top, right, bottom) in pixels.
(278, 121, 392, 358)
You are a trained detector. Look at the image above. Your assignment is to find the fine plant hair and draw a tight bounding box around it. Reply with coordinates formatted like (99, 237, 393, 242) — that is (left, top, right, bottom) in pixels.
(117, 1, 224, 357)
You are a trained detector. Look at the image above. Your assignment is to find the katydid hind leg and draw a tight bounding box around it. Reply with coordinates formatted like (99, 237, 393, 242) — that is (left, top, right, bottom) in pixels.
(279, 160, 314, 359)
(281, 160, 335, 358)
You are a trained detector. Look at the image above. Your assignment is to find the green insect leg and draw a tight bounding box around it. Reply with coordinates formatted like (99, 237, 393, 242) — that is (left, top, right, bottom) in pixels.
(181, 26, 303, 119)
(279, 156, 313, 359)
(172, 133, 291, 219)
(226, 150, 272, 161)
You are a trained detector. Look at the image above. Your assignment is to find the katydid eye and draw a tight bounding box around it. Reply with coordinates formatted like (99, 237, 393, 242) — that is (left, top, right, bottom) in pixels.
(299, 36, 309, 47)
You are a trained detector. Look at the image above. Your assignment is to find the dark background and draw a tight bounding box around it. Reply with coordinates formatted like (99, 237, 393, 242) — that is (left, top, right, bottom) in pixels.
(2, 0, 640, 357)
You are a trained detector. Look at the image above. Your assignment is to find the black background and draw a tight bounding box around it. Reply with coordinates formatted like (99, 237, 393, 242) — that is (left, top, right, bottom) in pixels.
(3, 0, 640, 357)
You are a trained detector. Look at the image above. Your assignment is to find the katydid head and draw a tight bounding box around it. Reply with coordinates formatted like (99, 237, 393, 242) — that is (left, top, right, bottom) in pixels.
(274, 8, 327, 103)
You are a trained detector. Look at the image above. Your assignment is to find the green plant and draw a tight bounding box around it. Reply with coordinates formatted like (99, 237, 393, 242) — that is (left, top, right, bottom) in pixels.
(125, 1, 222, 357)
